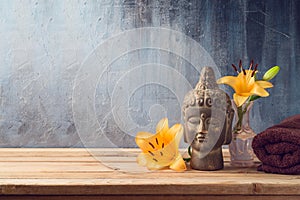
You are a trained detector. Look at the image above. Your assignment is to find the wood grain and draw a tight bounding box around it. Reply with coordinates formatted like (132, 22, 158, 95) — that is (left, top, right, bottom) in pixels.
(0, 195, 300, 200)
(0, 148, 298, 200)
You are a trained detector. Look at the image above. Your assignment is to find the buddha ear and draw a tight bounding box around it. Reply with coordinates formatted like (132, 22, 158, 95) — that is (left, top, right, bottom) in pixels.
(224, 108, 234, 145)
(229, 108, 234, 123)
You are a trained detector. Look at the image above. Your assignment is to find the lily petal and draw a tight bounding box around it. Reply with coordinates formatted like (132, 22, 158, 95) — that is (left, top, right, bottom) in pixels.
(174, 125, 183, 147)
(136, 131, 153, 139)
(233, 93, 249, 107)
(239, 92, 252, 97)
(136, 153, 148, 166)
(135, 132, 160, 152)
(217, 76, 238, 92)
(255, 81, 273, 89)
(137, 138, 180, 170)
(162, 123, 182, 144)
(250, 85, 269, 97)
(156, 118, 169, 134)
(137, 153, 165, 170)
(169, 154, 187, 172)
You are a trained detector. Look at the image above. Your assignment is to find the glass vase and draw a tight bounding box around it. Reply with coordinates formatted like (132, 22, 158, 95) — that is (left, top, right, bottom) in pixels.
(229, 100, 256, 167)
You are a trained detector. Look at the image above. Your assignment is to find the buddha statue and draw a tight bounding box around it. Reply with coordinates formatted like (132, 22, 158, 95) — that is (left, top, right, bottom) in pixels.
(182, 67, 234, 170)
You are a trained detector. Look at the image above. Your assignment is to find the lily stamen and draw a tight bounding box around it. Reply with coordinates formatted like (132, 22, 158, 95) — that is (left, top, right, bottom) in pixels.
(243, 69, 246, 75)
(249, 60, 253, 70)
(251, 64, 258, 77)
(254, 63, 258, 71)
(239, 60, 243, 71)
(232, 64, 239, 74)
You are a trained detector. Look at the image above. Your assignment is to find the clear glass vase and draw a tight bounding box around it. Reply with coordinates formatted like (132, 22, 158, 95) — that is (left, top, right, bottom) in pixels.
(229, 100, 256, 167)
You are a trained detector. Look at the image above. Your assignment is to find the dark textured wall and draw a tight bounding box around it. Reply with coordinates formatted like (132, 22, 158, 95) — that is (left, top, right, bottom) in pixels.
(181, 0, 300, 129)
(170, 0, 300, 129)
(0, 0, 299, 147)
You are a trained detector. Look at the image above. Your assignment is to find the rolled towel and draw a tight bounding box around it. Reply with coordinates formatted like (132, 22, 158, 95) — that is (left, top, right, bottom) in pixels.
(252, 114, 300, 175)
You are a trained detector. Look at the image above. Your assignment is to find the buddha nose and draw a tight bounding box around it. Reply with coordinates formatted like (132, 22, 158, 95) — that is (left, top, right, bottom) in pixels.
(197, 119, 208, 134)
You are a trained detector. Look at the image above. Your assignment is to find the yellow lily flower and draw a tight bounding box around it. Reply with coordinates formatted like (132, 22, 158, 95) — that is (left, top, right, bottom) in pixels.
(135, 118, 186, 172)
(217, 68, 273, 107)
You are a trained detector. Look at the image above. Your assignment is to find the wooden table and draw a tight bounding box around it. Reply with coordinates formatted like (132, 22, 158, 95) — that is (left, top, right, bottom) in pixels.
(0, 148, 299, 200)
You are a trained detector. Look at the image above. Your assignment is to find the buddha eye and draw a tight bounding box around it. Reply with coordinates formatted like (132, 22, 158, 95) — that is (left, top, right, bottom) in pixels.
(198, 98, 204, 106)
(206, 98, 212, 107)
(188, 117, 200, 124)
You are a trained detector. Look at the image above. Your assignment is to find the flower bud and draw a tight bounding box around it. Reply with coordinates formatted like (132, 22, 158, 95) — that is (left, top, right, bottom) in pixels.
(263, 66, 280, 81)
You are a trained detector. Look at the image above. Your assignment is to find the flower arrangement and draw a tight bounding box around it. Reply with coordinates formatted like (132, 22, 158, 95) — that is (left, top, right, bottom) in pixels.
(217, 60, 280, 132)
(135, 118, 187, 171)
(134, 61, 280, 171)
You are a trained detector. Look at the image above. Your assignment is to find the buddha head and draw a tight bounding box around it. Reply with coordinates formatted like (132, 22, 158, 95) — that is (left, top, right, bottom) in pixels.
(182, 67, 233, 156)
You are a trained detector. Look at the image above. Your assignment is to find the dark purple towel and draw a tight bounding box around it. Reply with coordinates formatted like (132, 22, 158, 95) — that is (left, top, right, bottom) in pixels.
(252, 114, 300, 175)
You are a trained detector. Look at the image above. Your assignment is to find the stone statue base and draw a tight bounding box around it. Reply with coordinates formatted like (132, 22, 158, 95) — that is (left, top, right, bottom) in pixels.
(190, 148, 224, 171)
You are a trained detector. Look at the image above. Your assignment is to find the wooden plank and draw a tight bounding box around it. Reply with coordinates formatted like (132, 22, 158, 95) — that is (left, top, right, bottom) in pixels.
(0, 148, 298, 197)
(0, 169, 292, 179)
(0, 148, 139, 157)
(0, 148, 229, 157)
(0, 195, 299, 200)
(0, 162, 111, 173)
(0, 179, 299, 195)
(0, 162, 262, 174)
(0, 167, 291, 179)
(0, 148, 257, 162)
(0, 174, 299, 195)
(0, 156, 135, 162)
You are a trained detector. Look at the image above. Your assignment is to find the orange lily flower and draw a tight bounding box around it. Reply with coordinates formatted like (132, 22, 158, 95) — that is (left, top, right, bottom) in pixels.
(217, 61, 273, 107)
(135, 118, 186, 171)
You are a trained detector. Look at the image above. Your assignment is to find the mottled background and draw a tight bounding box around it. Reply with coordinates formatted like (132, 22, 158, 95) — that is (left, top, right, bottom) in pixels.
(0, 0, 299, 147)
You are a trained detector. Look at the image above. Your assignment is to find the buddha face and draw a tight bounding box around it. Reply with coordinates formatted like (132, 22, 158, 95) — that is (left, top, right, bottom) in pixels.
(184, 106, 227, 153)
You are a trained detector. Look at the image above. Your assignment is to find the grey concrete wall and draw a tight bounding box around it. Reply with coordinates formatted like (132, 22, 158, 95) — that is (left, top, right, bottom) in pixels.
(0, 0, 299, 147)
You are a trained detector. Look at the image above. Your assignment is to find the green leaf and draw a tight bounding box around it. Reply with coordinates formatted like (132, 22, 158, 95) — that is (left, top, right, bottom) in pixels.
(183, 146, 192, 163)
(263, 66, 280, 81)
(249, 95, 261, 101)
(188, 145, 192, 156)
